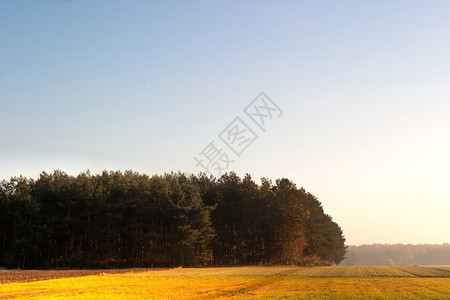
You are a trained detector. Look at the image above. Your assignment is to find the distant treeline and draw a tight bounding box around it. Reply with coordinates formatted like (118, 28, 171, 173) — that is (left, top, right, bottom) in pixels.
(340, 244, 450, 266)
(0, 170, 346, 269)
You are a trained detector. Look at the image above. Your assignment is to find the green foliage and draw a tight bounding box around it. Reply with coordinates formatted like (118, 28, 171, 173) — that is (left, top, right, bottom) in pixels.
(0, 170, 347, 268)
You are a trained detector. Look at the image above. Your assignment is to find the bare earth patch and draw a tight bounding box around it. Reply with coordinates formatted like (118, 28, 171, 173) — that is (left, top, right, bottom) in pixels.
(0, 268, 155, 284)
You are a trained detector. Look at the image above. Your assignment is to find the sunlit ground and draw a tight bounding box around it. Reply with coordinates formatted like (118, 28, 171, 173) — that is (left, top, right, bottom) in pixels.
(1, 266, 449, 299)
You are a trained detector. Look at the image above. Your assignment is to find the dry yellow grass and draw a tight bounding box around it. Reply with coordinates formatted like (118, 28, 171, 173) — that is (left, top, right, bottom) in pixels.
(0, 266, 449, 299)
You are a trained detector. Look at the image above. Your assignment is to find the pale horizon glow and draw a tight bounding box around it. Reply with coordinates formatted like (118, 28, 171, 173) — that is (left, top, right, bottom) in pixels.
(1, 0, 449, 246)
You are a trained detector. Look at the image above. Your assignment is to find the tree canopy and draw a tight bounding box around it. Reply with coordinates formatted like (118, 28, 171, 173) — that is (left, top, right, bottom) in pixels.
(0, 170, 346, 269)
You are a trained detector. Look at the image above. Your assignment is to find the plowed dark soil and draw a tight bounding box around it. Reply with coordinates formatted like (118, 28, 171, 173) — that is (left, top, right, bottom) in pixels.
(0, 268, 153, 284)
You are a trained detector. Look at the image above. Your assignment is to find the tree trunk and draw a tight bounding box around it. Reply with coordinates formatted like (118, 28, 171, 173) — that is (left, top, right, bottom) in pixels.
(181, 244, 185, 267)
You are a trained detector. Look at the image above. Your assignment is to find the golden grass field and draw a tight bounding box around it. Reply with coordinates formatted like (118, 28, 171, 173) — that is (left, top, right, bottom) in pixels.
(0, 266, 449, 299)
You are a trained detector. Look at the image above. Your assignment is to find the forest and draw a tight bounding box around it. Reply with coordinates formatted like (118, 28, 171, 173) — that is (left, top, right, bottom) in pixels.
(0, 170, 346, 269)
(341, 244, 450, 266)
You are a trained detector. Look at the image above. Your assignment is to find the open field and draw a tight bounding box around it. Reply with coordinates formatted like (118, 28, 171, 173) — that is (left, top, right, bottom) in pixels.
(289, 265, 450, 277)
(0, 266, 449, 299)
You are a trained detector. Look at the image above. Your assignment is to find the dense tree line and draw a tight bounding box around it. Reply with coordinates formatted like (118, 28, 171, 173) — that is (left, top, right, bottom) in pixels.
(341, 244, 450, 266)
(0, 170, 346, 269)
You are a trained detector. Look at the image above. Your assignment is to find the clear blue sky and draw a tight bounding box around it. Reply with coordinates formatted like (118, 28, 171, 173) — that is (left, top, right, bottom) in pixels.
(1, 0, 449, 245)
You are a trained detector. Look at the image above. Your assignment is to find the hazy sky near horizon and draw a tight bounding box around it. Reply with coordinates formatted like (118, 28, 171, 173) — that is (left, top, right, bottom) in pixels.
(1, 0, 449, 245)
